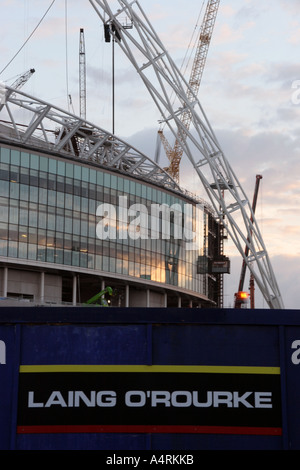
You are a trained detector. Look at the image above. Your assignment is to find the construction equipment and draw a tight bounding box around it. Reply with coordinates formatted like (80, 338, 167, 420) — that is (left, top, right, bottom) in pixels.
(10, 68, 35, 91)
(84, 286, 113, 306)
(0, 68, 35, 112)
(88, 0, 283, 309)
(79, 28, 86, 120)
(234, 175, 263, 309)
(159, 0, 220, 183)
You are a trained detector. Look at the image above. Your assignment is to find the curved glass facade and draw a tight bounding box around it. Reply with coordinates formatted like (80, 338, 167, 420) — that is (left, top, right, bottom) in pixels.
(0, 144, 209, 298)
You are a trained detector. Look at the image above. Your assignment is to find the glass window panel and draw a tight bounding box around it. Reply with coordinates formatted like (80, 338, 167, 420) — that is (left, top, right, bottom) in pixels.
(56, 192, 64, 208)
(66, 163, 73, 178)
(21, 152, 30, 168)
(55, 249, 64, 264)
(89, 168, 96, 184)
(73, 218, 80, 235)
(65, 216, 72, 234)
(74, 164, 81, 180)
(0, 222, 8, 240)
(57, 160, 65, 176)
(82, 166, 89, 182)
(0, 147, 10, 163)
(19, 206, 28, 225)
(104, 172, 110, 187)
(8, 241, 18, 257)
(65, 193, 73, 210)
(8, 224, 18, 241)
(28, 244, 37, 260)
(29, 186, 38, 202)
(37, 247, 46, 261)
(49, 158, 57, 174)
(0, 180, 8, 197)
(11, 150, 20, 166)
(73, 196, 81, 211)
(0, 240, 7, 256)
(18, 241, 27, 259)
(0, 163, 9, 181)
(0, 199, 8, 223)
(28, 227, 37, 245)
(38, 207, 47, 228)
(80, 220, 87, 236)
(56, 214, 64, 232)
(9, 182, 19, 199)
(48, 190, 56, 206)
(20, 168, 29, 185)
(30, 154, 39, 170)
(64, 250, 72, 265)
(72, 251, 79, 266)
(97, 171, 103, 186)
(111, 175, 117, 189)
(20, 184, 29, 201)
(40, 156, 48, 172)
(130, 180, 135, 195)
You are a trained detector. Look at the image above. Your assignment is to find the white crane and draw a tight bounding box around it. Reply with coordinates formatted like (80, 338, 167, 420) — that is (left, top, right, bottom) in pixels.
(88, 0, 284, 309)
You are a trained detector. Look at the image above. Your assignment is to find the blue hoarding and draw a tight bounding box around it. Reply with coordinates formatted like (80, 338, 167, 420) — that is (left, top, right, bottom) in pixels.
(0, 307, 300, 450)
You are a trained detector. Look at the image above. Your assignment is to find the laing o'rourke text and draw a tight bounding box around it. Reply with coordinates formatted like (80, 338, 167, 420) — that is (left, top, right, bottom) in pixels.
(96, 196, 202, 250)
(28, 389, 273, 408)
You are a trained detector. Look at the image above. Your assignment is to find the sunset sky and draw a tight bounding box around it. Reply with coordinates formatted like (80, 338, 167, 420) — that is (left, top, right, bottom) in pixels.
(1, 0, 300, 309)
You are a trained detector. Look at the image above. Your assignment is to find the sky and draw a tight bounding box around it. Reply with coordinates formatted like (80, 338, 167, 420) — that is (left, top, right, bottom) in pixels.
(0, 0, 300, 309)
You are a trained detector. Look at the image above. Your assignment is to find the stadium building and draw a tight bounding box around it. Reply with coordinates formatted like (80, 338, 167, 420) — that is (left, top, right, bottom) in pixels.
(0, 85, 230, 308)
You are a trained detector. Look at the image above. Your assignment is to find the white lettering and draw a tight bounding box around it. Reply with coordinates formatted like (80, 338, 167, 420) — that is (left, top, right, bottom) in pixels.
(45, 391, 67, 407)
(96, 391, 116, 407)
(171, 391, 192, 407)
(292, 80, 300, 105)
(291, 340, 300, 365)
(125, 390, 146, 407)
(233, 391, 253, 408)
(255, 392, 272, 408)
(0, 340, 6, 365)
(151, 391, 171, 407)
(95, 197, 203, 250)
(26, 389, 274, 409)
(28, 391, 44, 408)
(96, 203, 116, 240)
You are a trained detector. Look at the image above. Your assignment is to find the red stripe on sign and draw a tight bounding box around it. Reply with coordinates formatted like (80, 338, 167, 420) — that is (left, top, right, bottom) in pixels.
(17, 425, 282, 436)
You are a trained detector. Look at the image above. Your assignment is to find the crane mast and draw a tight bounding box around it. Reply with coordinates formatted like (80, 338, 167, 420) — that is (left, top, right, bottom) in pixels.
(79, 28, 86, 121)
(160, 0, 220, 183)
(88, 0, 284, 310)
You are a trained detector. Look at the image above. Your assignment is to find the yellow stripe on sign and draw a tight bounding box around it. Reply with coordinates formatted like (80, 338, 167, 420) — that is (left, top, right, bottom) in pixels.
(19, 365, 281, 375)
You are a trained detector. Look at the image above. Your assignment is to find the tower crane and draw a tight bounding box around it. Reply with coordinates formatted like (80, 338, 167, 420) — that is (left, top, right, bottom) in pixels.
(88, 0, 284, 310)
(79, 28, 86, 120)
(159, 0, 220, 184)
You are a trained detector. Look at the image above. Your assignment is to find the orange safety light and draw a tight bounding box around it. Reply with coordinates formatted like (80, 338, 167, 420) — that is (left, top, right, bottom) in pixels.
(239, 291, 249, 300)
(234, 291, 250, 308)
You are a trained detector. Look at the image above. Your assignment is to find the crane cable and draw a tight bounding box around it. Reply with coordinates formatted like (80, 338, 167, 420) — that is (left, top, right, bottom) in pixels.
(0, 0, 56, 76)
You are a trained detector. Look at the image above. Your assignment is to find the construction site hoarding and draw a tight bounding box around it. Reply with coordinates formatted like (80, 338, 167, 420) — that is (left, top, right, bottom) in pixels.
(0, 307, 299, 450)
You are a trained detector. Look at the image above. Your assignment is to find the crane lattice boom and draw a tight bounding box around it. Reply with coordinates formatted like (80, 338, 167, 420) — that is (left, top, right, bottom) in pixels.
(162, 0, 220, 183)
(79, 28, 87, 120)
